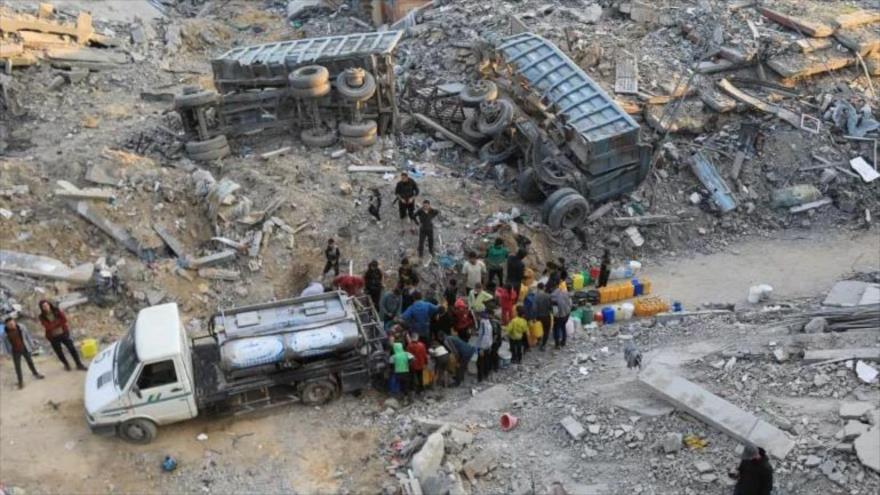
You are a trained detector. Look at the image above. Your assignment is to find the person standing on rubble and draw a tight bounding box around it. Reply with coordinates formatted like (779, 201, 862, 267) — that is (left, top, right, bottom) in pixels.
(495, 283, 516, 325)
(363, 260, 384, 309)
(550, 284, 572, 349)
(394, 171, 419, 234)
(38, 300, 87, 371)
(467, 282, 493, 313)
(379, 287, 402, 332)
(389, 341, 414, 399)
(731, 444, 773, 495)
(322, 238, 341, 276)
(406, 333, 428, 395)
(444, 279, 459, 307)
(533, 284, 553, 352)
(476, 311, 494, 382)
(506, 249, 526, 298)
(451, 298, 475, 341)
(398, 257, 419, 288)
(504, 306, 528, 364)
(2, 317, 45, 389)
(430, 303, 454, 343)
(414, 200, 439, 259)
(443, 333, 476, 387)
(399, 291, 438, 342)
(598, 249, 611, 288)
(485, 238, 509, 287)
(461, 251, 487, 293)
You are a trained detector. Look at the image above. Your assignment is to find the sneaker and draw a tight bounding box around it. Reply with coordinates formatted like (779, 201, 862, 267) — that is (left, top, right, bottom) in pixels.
(76, 364, 88, 371)
(17, 383, 24, 389)
(64, 364, 71, 372)
(34, 374, 45, 380)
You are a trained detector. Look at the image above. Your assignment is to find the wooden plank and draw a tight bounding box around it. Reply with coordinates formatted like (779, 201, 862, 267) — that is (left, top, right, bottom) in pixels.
(758, 7, 835, 37)
(835, 24, 880, 56)
(793, 38, 833, 53)
(259, 146, 291, 160)
(347, 165, 398, 173)
(717, 78, 801, 128)
(0, 41, 24, 58)
(153, 225, 188, 258)
(789, 197, 832, 213)
(766, 47, 854, 79)
(19, 30, 71, 49)
(699, 85, 737, 113)
(412, 113, 477, 153)
(614, 53, 638, 95)
(834, 10, 880, 30)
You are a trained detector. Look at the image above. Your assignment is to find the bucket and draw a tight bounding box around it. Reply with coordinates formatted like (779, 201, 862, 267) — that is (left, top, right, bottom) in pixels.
(602, 306, 615, 324)
(572, 273, 585, 291)
(593, 311, 604, 323)
(628, 260, 642, 274)
(500, 412, 519, 431)
(747, 285, 764, 304)
(620, 302, 635, 320)
(499, 350, 512, 368)
(81, 338, 98, 359)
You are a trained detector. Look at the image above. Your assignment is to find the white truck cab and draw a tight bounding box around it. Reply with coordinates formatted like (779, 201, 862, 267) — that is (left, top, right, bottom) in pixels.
(84, 303, 197, 443)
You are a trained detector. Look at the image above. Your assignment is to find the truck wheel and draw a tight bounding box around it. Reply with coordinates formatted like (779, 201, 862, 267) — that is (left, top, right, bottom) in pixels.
(517, 168, 545, 202)
(541, 187, 579, 224)
(118, 418, 158, 444)
(339, 120, 377, 138)
(291, 82, 331, 99)
(460, 80, 498, 107)
(342, 134, 377, 148)
(336, 70, 376, 102)
(188, 140, 231, 161)
(477, 99, 514, 136)
(548, 193, 590, 230)
(185, 135, 228, 154)
(300, 379, 338, 405)
(301, 128, 337, 148)
(289, 65, 329, 89)
(479, 140, 517, 164)
(461, 114, 489, 143)
(174, 90, 218, 109)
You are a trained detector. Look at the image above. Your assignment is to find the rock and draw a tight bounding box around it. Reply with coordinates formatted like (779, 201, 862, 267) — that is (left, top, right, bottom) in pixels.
(843, 420, 870, 441)
(339, 183, 353, 195)
(689, 192, 702, 205)
(584, 446, 598, 458)
(813, 374, 830, 387)
(196, 433, 208, 441)
(856, 360, 879, 383)
(819, 460, 848, 485)
(662, 432, 682, 453)
(723, 357, 736, 371)
(699, 474, 717, 483)
(385, 398, 400, 410)
(560, 416, 586, 440)
(803, 317, 828, 333)
(421, 475, 453, 495)
(448, 428, 474, 453)
(840, 402, 876, 420)
(803, 455, 822, 467)
(772, 349, 788, 363)
(582, 3, 602, 23)
(855, 426, 880, 472)
(694, 461, 713, 474)
(330, 149, 346, 159)
(588, 424, 601, 435)
(412, 431, 445, 483)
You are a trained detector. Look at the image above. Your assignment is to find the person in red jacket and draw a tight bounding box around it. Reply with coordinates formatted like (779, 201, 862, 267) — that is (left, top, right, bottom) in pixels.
(332, 274, 365, 296)
(451, 298, 474, 341)
(38, 300, 87, 371)
(495, 283, 516, 325)
(406, 333, 428, 394)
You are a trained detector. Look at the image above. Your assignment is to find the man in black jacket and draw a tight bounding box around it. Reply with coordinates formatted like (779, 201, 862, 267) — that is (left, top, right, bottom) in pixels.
(394, 172, 419, 234)
(322, 238, 340, 276)
(414, 200, 439, 259)
(733, 444, 773, 495)
(506, 249, 526, 297)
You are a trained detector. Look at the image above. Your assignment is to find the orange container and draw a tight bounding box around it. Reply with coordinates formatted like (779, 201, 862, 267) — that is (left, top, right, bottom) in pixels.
(621, 284, 635, 299)
(641, 279, 652, 295)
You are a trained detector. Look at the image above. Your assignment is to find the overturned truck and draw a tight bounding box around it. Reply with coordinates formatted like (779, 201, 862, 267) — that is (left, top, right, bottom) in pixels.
(173, 31, 402, 160)
(466, 33, 651, 229)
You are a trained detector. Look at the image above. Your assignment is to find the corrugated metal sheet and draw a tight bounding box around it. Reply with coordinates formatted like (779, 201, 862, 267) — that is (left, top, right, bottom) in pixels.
(498, 33, 639, 144)
(215, 31, 404, 67)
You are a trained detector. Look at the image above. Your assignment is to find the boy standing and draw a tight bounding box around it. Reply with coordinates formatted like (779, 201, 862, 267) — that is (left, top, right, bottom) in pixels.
(322, 238, 340, 276)
(406, 333, 428, 394)
(504, 307, 528, 364)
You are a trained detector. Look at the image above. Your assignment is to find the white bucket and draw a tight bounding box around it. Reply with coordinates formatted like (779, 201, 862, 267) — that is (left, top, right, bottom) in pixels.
(620, 302, 635, 320)
(748, 284, 774, 304)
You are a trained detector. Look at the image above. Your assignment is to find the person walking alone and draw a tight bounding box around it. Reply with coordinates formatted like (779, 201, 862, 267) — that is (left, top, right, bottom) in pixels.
(394, 172, 419, 234)
(2, 317, 45, 389)
(323, 238, 341, 276)
(38, 300, 87, 371)
(415, 200, 439, 259)
(363, 260, 384, 309)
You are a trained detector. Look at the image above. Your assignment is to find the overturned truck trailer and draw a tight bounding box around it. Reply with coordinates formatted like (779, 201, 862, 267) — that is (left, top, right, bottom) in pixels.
(174, 31, 402, 160)
(486, 33, 651, 229)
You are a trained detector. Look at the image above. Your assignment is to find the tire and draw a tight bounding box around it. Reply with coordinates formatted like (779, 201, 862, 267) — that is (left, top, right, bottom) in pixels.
(289, 65, 329, 89)
(541, 187, 579, 224)
(118, 418, 158, 444)
(174, 90, 218, 109)
(479, 140, 517, 164)
(517, 168, 545, 202)
(461, 114, 489, 143)
(339, 120, 377, 138)
(336, 70, 376, 102)
(185, 135, 228, 154)
(477, 99, 514, 136)
(300, 378, 338, 405)
(343, 134, 378, 147)
(548, 193, 590, 230)
(189, 144, 231, 161)
(460, 80, 498, 107)
(291, 82, 331, 99)
(301, 128, 337, 148)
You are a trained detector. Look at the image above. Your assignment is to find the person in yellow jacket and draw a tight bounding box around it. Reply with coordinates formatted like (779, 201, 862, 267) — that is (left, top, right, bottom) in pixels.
(504, 306, 528, 364)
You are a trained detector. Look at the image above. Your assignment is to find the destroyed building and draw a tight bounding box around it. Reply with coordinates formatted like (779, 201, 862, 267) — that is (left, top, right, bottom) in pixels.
(0, 0, 879, 494)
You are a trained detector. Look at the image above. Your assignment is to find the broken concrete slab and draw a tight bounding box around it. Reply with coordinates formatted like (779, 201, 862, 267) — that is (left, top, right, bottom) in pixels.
(758, 6, 835, 37)
(843, 420, 871, 441)
(74, 201, 141, 255)
(412, 431, 444, 484)
(153, 225, 188, 259)
(190, 250, 236, 268)
(856, 360, 879, 384)
(662, 432, 683, 453)
(639, 366, 795, 459)
(834, 10, 880, 29)
(645, 100, 710, 134)
(698, 84, 737, 113)
(824, 280, 879, 307)
(613, 397, 675, 417)
(855, 426, 880, 472)
(0, 250, 93, 285)
(560, 416, 586, 440)
(840, 402, 877, 421)
(835, 23, 880, 56)
(767, 47, 854, 81)
(54, 180, 116, 202)
(446, 385, 513, 421)
(803, 348, 880, 364)
(85, 162, 122, 186)
(197, 268, 240, 281)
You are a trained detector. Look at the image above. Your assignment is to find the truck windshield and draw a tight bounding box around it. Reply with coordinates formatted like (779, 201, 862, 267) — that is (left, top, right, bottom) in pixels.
(114, 325, 139, 389)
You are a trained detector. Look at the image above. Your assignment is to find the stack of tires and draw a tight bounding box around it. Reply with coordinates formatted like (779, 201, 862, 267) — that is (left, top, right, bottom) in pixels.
(289, 65, 337, 148)
(336, 67, 378, 148)
(458, 80, 518, 165)
(174, 88, 230, 162)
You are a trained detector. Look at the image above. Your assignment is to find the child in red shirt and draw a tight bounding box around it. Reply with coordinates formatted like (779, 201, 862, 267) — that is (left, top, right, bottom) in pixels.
(406, 333, 428, 394)
(495, 283, 516, 324)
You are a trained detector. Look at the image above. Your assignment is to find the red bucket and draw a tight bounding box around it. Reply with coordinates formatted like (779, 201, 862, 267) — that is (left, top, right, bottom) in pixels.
(500, 412, 519, 431)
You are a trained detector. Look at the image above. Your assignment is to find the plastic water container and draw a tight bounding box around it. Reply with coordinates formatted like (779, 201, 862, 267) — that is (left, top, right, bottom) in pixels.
(593, 311, 604, 323)
(572, 273, 585, 291)
(747, 284, 773, 304)
(602, 307, 615, 324)
(81, 338, 98, 359)
(628, 260, 642, 274)
(590, 267, 600, 282)
(620, 302, 635, 320)
(609, 265, 633, 280)
(672, 301, 683, 312)
(632, 279, 644, 296)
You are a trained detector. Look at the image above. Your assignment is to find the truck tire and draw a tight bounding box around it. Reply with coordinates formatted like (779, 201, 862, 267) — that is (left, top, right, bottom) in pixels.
(300, 378, 338, 405)
(477, 99, 514, 136)
(339, 120, 377, 138)
(343, 134, 377, 148)
(461, 114, 488, 143)
(479, 140, 517, 164)
(289, 65, 329, 89)
(118, 418, 158, 444)
(517, 168, 545, 202)
(174, 90, 218, 109)
(185, 135, 228, 154)
(460, 80, 498, 107)
(291, 82, 331, 99)
(301, 128, 337, 148)
(189, 143, 231, 161)
(541, 187, 579, 224)
(336, 70, 376, 102)
(548, 193, 590, 230)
